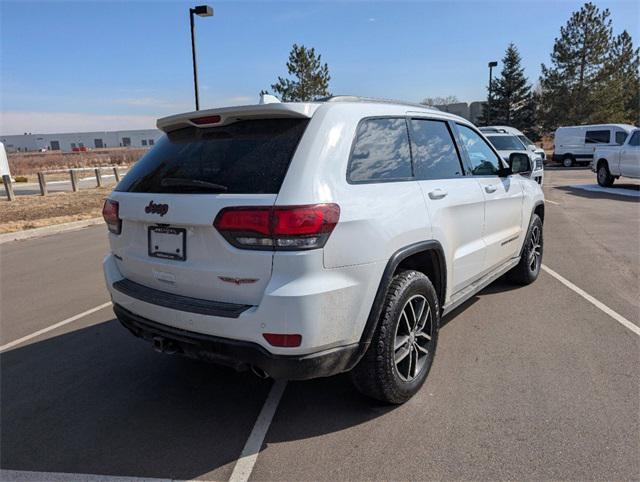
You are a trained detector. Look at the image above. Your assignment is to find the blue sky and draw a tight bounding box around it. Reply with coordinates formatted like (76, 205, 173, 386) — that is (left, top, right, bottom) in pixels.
(1, 0, 638, 134)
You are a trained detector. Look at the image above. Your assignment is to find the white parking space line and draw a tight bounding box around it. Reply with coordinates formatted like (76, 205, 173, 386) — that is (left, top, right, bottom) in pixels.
(542, 265, 640, 336)
(0, 302, 112, 353)
(545, 199, 560, 205)
(229, 380, 288, 482)
(0, 469, 175, 482)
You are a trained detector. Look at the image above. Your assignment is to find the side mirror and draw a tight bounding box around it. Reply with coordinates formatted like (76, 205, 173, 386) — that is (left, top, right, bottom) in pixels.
(509, 152, 532, 175)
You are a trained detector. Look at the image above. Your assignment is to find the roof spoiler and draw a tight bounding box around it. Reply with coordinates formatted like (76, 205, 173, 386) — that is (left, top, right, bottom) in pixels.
(156, 102, 316, 133)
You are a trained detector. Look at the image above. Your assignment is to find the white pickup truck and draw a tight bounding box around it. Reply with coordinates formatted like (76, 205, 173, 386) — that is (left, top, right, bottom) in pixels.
(592, 128, 640, 186)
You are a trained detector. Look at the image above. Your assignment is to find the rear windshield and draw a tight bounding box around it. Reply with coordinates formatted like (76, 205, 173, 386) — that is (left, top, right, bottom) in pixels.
(486, 135, 526, 151)
(115, 118, 309, 194)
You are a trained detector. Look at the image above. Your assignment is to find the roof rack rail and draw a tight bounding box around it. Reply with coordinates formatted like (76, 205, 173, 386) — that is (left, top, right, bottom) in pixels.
(318, 95, 440, 111)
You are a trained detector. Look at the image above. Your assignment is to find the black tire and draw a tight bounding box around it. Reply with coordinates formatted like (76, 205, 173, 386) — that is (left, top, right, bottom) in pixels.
(597, 162, 615, 187)
(562, 155, 574, 168)
(509, 214, 543, 285)
(351, 270, 439, 404)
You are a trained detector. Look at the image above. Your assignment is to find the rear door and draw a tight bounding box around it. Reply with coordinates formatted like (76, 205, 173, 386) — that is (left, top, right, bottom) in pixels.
(108, 117, 309, 306)
(455, 123, 524, 275)
(409, 118, 486, 294)
(585, 128, 612, 162)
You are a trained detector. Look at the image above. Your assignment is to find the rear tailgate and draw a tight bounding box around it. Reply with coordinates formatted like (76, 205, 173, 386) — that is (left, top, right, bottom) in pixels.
(108, 192, 275, 305)
(107, 114, 312, 306)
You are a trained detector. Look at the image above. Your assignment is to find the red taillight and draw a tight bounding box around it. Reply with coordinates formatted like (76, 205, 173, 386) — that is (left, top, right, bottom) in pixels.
(263, 333, 302, 347)
(214, 207, 271, 235)
(214, 204, 340, 250)
(191, 115, 221, 125)
(102, 199, 121, 235)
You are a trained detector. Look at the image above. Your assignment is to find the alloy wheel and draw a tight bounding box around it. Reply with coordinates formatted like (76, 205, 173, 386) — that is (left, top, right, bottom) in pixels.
(528, 225, 542, 271)
(393, 295, 433, 382)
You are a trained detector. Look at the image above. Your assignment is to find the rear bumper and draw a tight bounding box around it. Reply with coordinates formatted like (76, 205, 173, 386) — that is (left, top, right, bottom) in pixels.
(105, 253, 381, 353)
(114, 304, 360, 380)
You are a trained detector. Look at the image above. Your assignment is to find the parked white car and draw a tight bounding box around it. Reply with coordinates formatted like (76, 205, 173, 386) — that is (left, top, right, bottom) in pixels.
(481, 131, 544, 185)
(480, 126, 545, 162)
(102, 96, 544, 403)
(553, 124, 635, 167)
(592, 128, 640, 186)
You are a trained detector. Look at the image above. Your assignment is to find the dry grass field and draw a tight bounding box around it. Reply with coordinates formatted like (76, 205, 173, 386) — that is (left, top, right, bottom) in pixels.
(1, 148, 145, 233)
(0, 187, 111, 233)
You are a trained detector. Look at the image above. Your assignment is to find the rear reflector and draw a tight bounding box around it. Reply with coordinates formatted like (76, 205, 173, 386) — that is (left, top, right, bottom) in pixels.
(263, 333, 302, 347)
(214, 204, 340, 251)
(102, 199, 121, 235)
(191, 115, 221, 125)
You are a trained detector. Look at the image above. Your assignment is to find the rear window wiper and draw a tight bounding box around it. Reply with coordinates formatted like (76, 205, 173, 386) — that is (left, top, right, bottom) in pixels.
(160, 178, 228, 192)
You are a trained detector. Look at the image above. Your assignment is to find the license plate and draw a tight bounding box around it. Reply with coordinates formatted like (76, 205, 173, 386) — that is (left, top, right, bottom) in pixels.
(148, 226, 186, 261)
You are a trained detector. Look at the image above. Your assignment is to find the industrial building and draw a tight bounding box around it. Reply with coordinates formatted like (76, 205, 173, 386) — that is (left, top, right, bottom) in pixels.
(437, 101, 486, 124)
(0, 129, 162, 153)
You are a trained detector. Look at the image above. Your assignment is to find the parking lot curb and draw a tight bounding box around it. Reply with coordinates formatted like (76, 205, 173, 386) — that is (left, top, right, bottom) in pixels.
(0, 218, 103, 245)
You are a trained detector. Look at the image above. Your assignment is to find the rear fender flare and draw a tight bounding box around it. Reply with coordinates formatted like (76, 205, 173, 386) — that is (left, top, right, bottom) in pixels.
(353, 240, 446, 363)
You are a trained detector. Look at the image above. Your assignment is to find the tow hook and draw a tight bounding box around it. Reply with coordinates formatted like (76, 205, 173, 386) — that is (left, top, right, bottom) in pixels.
(152, 336, 177, 355)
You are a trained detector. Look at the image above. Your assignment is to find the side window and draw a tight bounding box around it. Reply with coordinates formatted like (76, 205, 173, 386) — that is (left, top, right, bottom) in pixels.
(410, 119, 464, 179)
(629, 131, 640, 147)
(456, 124, 502, 176)
(348, 118, 412, 182)
(615, 131, 628, 145)
(585, 130, 610, 144)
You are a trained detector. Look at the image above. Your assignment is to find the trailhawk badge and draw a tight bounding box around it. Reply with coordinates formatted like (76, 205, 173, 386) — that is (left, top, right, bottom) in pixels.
(145, 201, 169, 216)
(218, 276, 259, 285)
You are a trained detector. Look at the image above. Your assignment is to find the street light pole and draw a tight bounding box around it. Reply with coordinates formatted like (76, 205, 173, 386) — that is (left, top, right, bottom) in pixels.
(189, 5, 213, 111)
(487, 61, 498, 125)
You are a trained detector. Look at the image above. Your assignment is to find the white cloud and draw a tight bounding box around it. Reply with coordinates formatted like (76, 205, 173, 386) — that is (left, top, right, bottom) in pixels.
(0, 112, 158, 135)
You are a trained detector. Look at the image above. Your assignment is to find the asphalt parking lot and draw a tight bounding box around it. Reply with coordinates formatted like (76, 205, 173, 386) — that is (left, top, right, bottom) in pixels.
(1, 168, 638, 481)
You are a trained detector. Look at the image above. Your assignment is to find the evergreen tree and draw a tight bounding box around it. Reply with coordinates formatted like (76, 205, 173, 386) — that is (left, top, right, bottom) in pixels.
(266, 44, 331, 102)
(593, 30, 640, 124)
(479, 44, 536, 135)
(539, 2, 613, 130)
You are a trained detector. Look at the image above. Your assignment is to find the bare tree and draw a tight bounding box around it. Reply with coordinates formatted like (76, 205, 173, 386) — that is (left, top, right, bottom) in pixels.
(420, 95, 459, 107)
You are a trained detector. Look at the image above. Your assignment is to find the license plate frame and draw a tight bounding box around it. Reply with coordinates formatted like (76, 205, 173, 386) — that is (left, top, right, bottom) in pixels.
(148, 226, 187, 261)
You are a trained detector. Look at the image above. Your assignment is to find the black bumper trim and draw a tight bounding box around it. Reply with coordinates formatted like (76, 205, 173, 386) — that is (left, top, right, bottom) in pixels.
(112, 278, 251, 318)
(113, 304, 361, 380)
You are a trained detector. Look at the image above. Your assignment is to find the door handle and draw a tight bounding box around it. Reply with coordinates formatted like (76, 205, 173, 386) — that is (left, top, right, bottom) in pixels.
(484, 185, 498, 194)
(428, 188, 448, 200)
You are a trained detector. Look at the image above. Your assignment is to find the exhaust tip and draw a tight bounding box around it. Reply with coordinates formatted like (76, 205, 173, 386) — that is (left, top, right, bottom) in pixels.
(250, 365, 270, 379)
(152, 336, 177, 355)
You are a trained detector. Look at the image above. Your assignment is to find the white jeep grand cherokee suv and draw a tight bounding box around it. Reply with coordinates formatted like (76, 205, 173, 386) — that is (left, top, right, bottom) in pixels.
(103, 96, 544, 403)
